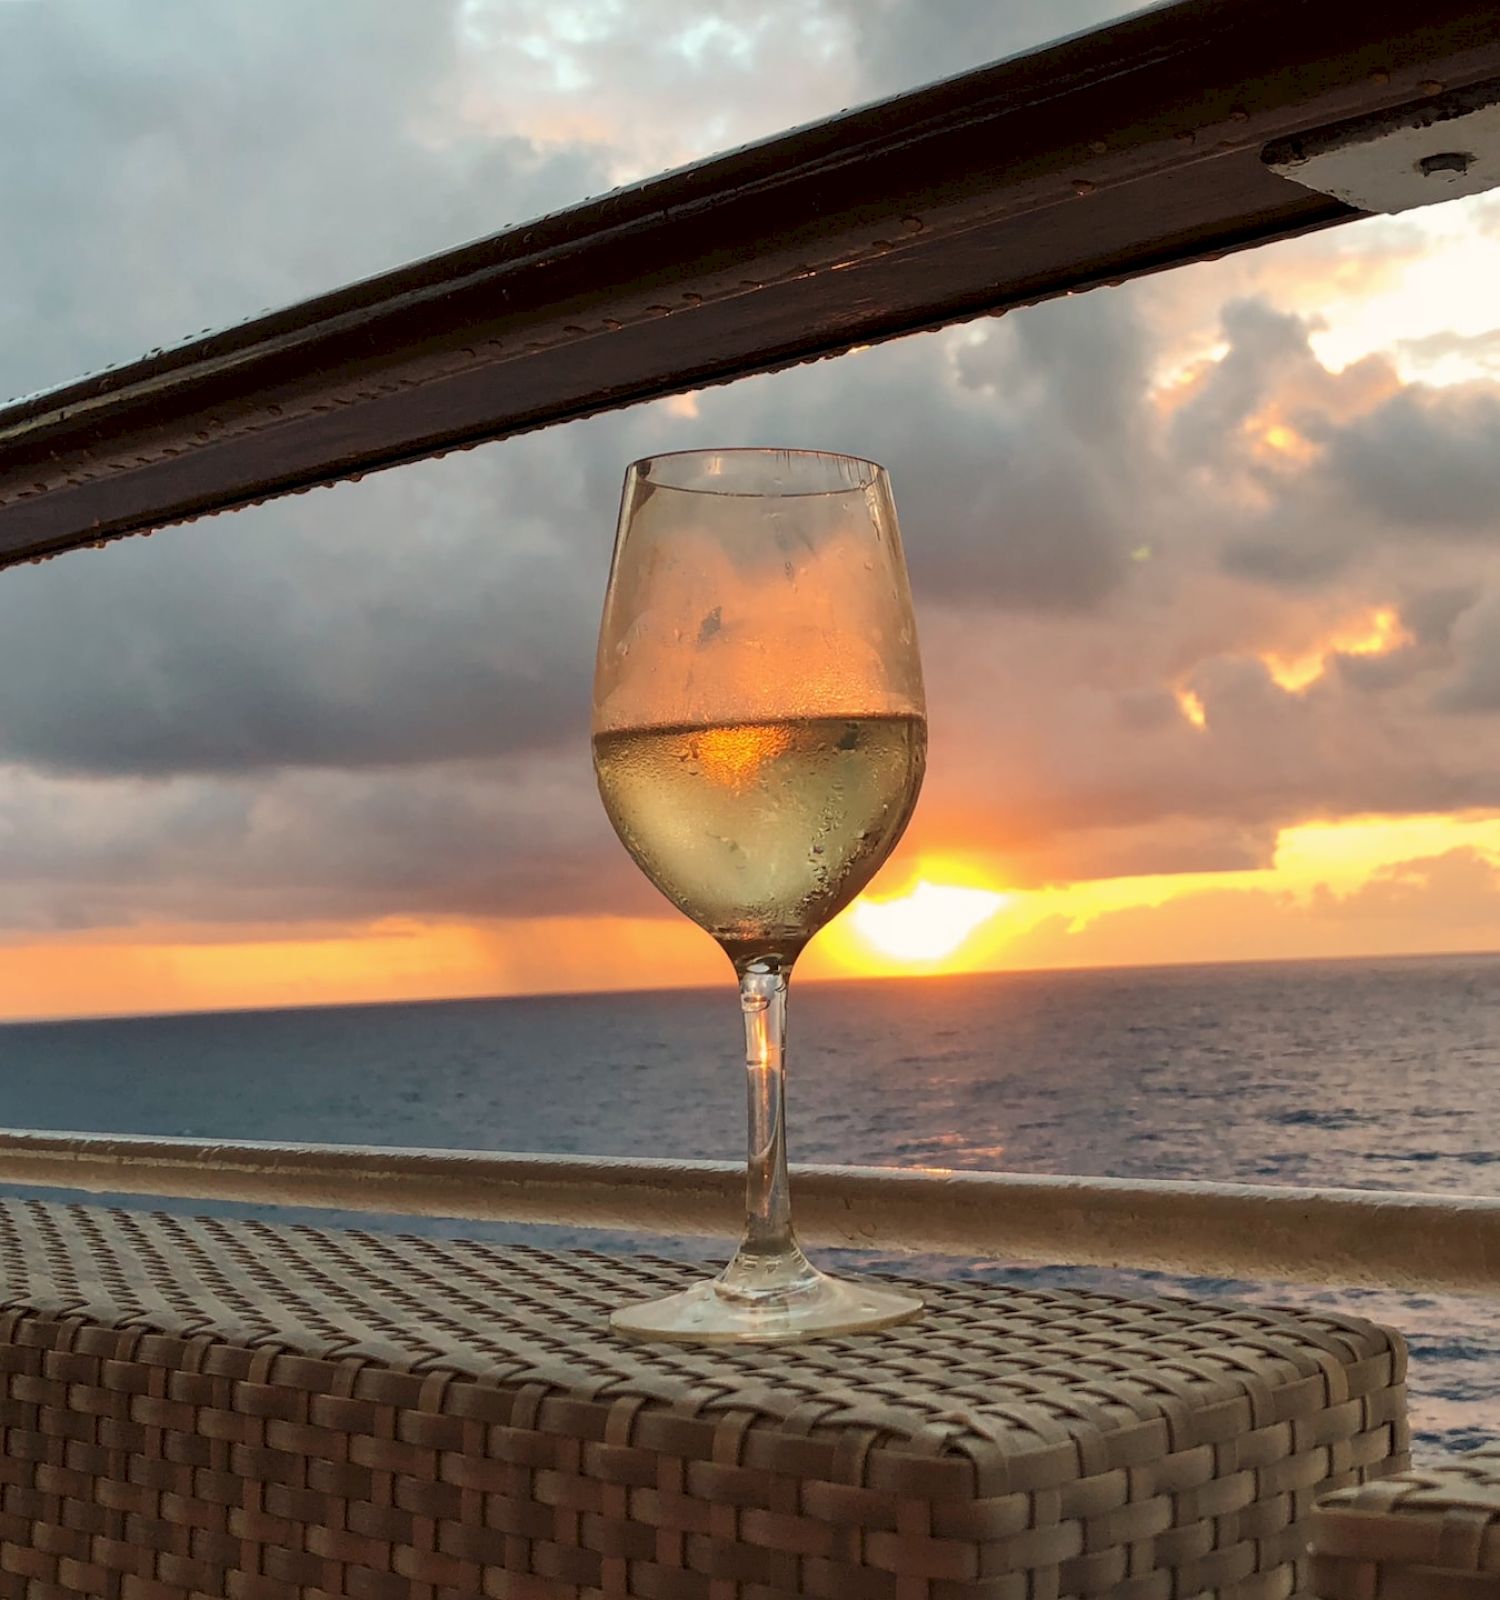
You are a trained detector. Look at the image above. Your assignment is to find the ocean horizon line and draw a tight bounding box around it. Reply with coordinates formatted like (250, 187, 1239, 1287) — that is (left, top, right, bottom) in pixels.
(6, 942, 1498, 1031)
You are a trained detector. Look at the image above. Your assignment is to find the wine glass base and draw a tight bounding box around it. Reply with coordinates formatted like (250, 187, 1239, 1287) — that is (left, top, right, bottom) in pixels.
(609, 1269, 922, 1345)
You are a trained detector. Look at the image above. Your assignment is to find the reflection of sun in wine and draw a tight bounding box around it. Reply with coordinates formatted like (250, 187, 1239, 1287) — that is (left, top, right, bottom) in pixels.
(849, 879, 1008, 963)
(692, 722, 792, 788)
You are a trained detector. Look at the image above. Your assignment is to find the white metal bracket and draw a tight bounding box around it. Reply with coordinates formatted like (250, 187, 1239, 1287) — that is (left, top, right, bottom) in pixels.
(1264, 80, 1500, 214)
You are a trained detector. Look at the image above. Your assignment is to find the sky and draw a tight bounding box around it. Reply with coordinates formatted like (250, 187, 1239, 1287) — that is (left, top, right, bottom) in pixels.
(4, 0, 1500, 1022)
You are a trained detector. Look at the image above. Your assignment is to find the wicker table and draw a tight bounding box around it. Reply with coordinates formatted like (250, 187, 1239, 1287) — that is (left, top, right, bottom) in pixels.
(1310, 1444, 1500, 1597)
(0, 1200, 1407, 1599)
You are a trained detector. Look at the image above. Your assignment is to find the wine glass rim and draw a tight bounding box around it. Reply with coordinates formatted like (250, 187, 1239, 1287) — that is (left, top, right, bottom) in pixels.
(628, 447, 885, 499)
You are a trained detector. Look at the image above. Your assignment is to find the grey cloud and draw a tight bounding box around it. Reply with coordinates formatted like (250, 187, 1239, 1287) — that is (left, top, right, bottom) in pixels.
(996, 816, 1280, 889)
(0, 438, 617, 776)
(1, 285, 1163, 780)
(1219, 534, 1356, 588)
(0, 751, 652, 934)
(688, 289, 1153, 614)
(0, 0, 638, 789)
(1331, 645, 1422, 694)
(0, 0, 607, 398)
(1401, 584, 1480, 647)
(1397, 326, 1500, 379)
(898, 581, 1500, 883)
(1188, 298, 1500, 588)
(1324, 386, 1500, 535)
(1169, 299, 1318, 464)
(1435, 592, 1500, 713)
(835, 0, 1136, 99)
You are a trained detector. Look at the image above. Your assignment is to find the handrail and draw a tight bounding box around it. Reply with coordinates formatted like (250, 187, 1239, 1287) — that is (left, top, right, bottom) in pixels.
(4, 0, 1500, 567)
(0, 1129, 1494, 1293)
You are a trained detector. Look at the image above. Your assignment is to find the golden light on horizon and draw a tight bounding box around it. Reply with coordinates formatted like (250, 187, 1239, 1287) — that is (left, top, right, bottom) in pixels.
(1263, 606, 1409, 693)
(12, 816, 1500, 1024)
(847, 879, 1009, 963)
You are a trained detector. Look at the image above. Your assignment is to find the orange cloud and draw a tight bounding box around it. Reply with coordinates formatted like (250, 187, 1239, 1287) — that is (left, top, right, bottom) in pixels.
(1261, 606, 1411, 693)
(1174, 687, 1208, 730)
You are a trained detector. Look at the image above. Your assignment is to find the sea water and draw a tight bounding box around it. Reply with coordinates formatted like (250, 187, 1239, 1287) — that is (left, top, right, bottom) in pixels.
(4, 952, 1498, 1456)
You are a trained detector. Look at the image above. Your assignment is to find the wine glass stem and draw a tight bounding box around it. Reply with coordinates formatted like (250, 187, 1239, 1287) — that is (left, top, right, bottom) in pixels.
(738, 964, 798, 1264)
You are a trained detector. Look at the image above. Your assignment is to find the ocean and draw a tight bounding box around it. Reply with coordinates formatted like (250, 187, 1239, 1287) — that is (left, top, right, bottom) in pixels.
(3, 952, 1498, 1459)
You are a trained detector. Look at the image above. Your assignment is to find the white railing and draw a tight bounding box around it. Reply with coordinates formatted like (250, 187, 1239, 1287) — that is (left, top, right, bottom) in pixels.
(0, 1128, 1494, 1293)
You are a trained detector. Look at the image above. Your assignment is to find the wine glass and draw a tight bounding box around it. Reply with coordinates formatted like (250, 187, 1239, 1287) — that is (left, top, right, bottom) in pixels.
(592, 448, 926, 1343)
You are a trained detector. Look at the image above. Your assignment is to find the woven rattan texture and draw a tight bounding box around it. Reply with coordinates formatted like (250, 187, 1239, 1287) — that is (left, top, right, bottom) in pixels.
(0, 1199, 1407, 1600)
(1310, 1443, 1500, 1598)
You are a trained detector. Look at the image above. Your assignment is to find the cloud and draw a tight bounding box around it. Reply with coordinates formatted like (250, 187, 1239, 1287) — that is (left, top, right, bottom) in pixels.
(1004, 848, 1500, 971)
(0, 0, 610, 397)
(832, 0, 1132, 101)
(3, 0, 1500, 955)
(1397, 326, 1500, 382)
(684, 290, 1153, 615)
(1435, 592, 1500, 714)
(450, 0, 860, 180)
(1323, 385, 1500, 534)
(0, 750, 651, 934)
(0, 444, 611, 777)
(1338, 847, 1500, 924)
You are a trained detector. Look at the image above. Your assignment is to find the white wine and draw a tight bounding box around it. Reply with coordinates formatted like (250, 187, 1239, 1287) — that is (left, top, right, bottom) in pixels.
(593, 713, 925, 965)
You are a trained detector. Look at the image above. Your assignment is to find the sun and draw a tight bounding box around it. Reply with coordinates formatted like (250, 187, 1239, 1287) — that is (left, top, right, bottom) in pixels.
(848, 879, 1009, 964)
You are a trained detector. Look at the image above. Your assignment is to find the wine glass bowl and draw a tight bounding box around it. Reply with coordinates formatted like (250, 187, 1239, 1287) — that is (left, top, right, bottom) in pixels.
(593, 448, 926, 1342)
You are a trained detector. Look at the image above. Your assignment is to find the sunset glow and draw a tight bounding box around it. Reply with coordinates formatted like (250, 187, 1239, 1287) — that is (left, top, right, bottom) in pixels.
(848, 879, 1009, 963)
(7, 810, 1500, 1022)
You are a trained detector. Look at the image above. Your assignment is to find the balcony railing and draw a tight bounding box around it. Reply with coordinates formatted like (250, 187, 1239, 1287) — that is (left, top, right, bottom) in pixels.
(1, 1129, 1495, 1293)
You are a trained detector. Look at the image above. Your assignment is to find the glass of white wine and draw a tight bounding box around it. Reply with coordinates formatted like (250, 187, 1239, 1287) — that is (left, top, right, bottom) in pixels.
(592, 448, 927, 1343)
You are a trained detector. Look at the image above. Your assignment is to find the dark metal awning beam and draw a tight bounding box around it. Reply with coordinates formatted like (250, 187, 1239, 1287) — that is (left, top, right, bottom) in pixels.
(3, 0, 1499, 569)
